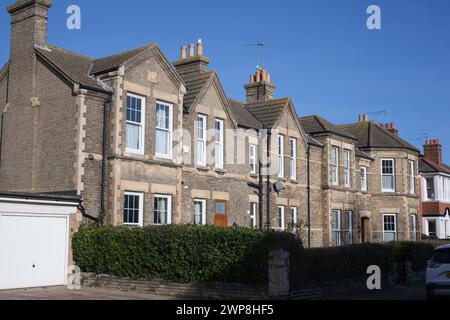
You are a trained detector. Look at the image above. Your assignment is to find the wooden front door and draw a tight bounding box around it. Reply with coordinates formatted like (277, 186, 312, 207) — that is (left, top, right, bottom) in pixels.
(213, 200, 228, 227)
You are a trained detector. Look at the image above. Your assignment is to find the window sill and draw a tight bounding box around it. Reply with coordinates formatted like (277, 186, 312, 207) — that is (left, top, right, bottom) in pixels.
(215, 168, 227, 174)
(249, 174, 258, 179)
(196, 166, 209, 172)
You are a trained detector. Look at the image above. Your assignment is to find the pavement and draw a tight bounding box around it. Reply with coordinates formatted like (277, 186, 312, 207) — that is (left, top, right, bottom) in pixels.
(0, 286, 174, 300)
(330, 286, 450, 300)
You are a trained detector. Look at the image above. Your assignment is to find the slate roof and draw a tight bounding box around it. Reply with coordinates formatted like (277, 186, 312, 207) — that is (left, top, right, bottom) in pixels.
(245, 98, 290, 129)
(420, 156, 450, 175)
(300, 115, 356, 140)
(307, 135, 324, 148)
(355, 148, 374, 160)
(90, 43, 155, 76)
(337, 122, 419, 152)
(35, 45, 109, 92)
(227, 98, 262, 129)
(179, 71, 215, 113)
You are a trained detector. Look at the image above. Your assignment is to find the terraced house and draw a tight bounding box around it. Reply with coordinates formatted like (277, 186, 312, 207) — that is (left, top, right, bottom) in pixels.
(0, 0, 421, 248)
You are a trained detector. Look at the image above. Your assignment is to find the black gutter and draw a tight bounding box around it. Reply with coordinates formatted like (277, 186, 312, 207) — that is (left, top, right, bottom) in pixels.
(266, 130, 271, 230)
(258, 156, 264, 230)
(307, 144, 312, 248)
(0, 112, 4, 171)
(100, 96, 112, 217)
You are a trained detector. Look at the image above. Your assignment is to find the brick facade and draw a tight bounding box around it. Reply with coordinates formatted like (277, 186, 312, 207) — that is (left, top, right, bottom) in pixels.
(0, 0, 421, 248)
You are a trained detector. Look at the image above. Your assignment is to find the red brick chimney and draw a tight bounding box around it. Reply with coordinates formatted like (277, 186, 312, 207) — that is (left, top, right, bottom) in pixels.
(380, 123, 398, 136)
(424, 139, 442, 166)
(358, 115, 369, 122)
(245, 68, 276, 103)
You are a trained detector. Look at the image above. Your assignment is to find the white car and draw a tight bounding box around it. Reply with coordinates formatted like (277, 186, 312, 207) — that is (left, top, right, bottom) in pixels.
(426, 244, 450, 299)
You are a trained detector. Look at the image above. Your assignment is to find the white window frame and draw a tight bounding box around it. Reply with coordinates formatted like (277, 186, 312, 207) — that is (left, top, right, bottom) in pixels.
(361, 166, 368, 192)
(344, 149, 351, 187)
(249, 144, 257, 175)
(123, 191, 144, 227)
(250, 202, 257, 228)
(410, 214, 418, 241)
(278, 135, 285, 179)
(409, 160, 415, 194)
(291, 207, 298, 226)
(278, 206, 285, 231)
(331, 146, 339, 186)
(214, 119, 224, 169)
(381, 158, 396, 193)
(154, 194, 172, 225)
(383, 214, 397, 243)
(155, 100, 173, 159)
(332, 209, 341, 246)
(290, 138, 297, 180)
(194, 199, 206, 225)
(196, 114, 207, 167)
(343, 210, 353, 245)
(126, 93, 146, 155)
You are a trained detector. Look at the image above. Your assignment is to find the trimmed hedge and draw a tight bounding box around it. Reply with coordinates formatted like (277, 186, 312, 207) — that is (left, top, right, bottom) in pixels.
(73, 225, 447, 287)
(72, 224, 301, 285)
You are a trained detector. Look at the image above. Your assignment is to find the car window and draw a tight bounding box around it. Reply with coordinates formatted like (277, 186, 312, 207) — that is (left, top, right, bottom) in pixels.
(432, 249, 450, 264)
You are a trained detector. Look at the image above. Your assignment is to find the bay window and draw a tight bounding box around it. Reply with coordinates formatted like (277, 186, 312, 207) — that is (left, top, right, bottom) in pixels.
(331, 146, 339, 186)
(408, 160, 415, 194)
(344, 149, 351, 187)
(381, 158, 395, 192)
(383, 214, 397, 242)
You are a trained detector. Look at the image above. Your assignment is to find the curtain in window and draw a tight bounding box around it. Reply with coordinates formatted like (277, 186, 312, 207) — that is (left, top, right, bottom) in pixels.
(126, 123, 140, 151)
(155, 197, 168, 225)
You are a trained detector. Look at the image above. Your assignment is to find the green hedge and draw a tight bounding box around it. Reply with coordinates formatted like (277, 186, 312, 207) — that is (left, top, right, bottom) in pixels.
(290, 241, 445, 288)
(72, 224, 301, 285)
(73, 225, 447, 287)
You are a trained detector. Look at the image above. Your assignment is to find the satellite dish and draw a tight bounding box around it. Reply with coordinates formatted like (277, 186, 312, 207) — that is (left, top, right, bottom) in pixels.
(274, 181, 285, 193)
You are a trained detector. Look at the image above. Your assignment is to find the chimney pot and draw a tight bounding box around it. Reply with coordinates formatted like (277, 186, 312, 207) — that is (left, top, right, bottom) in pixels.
(188, 44, 195, 57)
(180, 45, 187, 59)
(197, 39, 203, 56)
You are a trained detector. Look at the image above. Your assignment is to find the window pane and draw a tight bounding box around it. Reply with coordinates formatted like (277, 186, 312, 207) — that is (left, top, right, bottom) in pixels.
(156, 129, 169, 155)
(215, 202, 226, 214)
(126, 123, 140, 150)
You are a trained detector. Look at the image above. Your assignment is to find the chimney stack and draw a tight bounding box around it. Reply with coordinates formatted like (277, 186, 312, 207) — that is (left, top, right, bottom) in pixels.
(8, 0, 52, 52)
(174, 39, 210, 76)
(358, 115, 369, 123)
(380, 123, 398, 136)
(424, 139, 443, 166)
(245, 68, 276, 103)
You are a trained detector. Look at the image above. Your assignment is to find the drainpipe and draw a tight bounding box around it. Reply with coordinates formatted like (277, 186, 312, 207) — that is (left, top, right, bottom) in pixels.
(100, 96, 112, 218)
(0, 112, 4, 171)
(266, 130, 271, 230)
(258, 156, 264, 230)
(307, 144, 312, 248)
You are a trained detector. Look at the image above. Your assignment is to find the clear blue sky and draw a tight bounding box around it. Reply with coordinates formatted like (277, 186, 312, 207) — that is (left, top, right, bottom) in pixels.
(1, 0, 450, 162)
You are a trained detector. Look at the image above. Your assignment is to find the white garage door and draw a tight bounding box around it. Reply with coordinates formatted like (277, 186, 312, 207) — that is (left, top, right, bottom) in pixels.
(0, 214, 69, 290)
